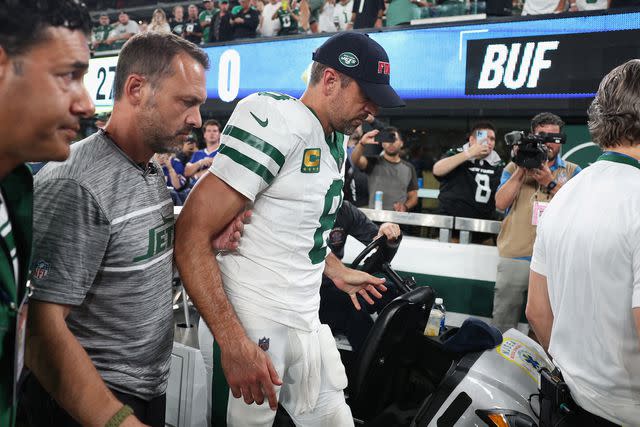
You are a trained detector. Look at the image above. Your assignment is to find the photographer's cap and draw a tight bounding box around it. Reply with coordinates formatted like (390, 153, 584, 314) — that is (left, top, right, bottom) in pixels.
(312, 32, 405, 108)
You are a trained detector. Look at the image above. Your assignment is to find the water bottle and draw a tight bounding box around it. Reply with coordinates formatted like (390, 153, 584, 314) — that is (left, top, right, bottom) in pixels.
(434, 298, 446, 334)
(424, 298, 445, 337)
(417, 177, 424, 188)
(374, 191, 383, 210)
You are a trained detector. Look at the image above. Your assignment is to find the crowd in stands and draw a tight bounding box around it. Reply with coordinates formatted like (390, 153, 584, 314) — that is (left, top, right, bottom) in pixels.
(89, 0, 635, 53)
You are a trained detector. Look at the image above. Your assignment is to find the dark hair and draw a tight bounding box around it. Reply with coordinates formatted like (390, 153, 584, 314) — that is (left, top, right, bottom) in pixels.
(384, 126, 402, 141)
(469, 122, 496, 137)
(308, 61, 352, 88)
(588, 59, 640, 149)
(113, 32, 210, 100)
(203, 119, 221, 131)
(530, 112, 564, 133)
(0, 0, 92, 56)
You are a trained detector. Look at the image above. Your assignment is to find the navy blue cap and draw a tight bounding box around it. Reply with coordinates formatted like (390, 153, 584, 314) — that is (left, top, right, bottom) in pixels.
(442, 317, 503, 354)
(312, 32, 405, 109)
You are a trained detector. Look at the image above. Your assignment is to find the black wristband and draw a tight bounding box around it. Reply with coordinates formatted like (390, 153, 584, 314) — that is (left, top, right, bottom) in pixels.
(546, 180, 557, 193)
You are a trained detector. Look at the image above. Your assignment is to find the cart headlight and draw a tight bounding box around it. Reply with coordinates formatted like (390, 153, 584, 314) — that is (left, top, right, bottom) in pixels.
(476, 409, 537, 427)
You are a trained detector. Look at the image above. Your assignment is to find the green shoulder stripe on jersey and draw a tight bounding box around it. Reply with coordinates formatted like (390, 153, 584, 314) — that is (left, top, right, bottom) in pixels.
(218, 144, 275, 184)
(223, 125, 285, 168)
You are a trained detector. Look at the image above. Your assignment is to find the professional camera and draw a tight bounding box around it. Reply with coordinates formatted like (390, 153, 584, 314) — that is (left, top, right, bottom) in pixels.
(504, 131, 566, 169)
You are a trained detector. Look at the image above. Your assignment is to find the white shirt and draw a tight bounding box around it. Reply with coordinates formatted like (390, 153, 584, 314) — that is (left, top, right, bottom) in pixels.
(531, 154, 640, 425)
(110, 20, 140, 37)
(260, 1, 282, 37)
(333, 0, 353, 31)
(522, 0, 560, 15)
(318, 1, 337, 33)
(211, 92, 346, 331)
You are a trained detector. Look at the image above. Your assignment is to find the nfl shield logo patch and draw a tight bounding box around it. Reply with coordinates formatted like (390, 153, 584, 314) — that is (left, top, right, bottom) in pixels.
(33, 260, 49, 279)
(258, 337, 270, 351)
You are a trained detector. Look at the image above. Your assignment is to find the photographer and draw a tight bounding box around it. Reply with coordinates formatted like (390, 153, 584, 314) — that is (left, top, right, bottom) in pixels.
(433, 122, 505, 220)
(491, 113, 581, 333)
(351, 124, 419, 212)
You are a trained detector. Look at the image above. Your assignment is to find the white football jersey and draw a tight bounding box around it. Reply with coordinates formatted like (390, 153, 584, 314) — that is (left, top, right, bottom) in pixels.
(210, 92, 346, 331)
(333, 0, 353, 31)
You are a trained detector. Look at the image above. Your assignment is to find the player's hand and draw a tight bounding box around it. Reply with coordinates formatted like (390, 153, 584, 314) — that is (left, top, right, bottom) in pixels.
(359, 129, 380, 145)
(211, 209, 252, 252)
(234, 17, 245, 23)
(393, 202, 408, 212)
(530, 164, 553, 187)
(466, 143, 491, 160)
(333, 267, 387, 310)
(221, 336, 283, 410)
(376, 223, 401, 241)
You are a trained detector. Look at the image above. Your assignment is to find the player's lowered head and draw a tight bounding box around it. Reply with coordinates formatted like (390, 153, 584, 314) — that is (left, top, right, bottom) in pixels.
(302, 32, 404, 136)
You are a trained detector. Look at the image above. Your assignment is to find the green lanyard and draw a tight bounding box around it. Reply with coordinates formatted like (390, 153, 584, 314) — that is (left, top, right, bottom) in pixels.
(596, 151, 640, 170)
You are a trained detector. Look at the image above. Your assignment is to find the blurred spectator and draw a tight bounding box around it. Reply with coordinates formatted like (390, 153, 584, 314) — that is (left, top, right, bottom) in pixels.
(185, 119, 221, 180)
(348, 0, 383, 29)
(232, 0, 260, 38)
(148, 8, 171, 33)
(386, 0, 431, 26)
(259, 0, 282, 36)
(139, 19, 149, 33)
(106, 11, 140, 49)
(200, 0, 217, 43)
(344, 126, 370, 207)
(309, 16, 319, 33)
(273, 0, 300, 35)
(210, 0, 235, 41)
(176, 135, 198, 167)
(184, 4, 204, 44)
(91, 14, 114, 52)
(298, 0, 312, 32)
(333, 0, 353, 30)
(170, 5, 186, 36)
(433, 122, 505, 220)
(566, 0, 607, 10)
(521, 0, 563, 14)
(610, 0, 640, 7)
(155, 153, 189, 205)
(95, 112, 110, 129)
(351, 127, 419, 212)
(317, 0, 336, 32)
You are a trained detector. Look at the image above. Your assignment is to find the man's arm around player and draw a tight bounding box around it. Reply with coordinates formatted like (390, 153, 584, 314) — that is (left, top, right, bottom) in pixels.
(175, 173, 386, 409)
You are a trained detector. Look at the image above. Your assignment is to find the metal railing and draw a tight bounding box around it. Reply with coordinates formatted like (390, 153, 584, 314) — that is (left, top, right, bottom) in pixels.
(173, 206, 503, 244)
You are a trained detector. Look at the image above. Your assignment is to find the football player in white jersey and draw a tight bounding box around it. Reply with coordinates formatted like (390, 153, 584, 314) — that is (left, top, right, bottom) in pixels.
(176, 32, 404, 426)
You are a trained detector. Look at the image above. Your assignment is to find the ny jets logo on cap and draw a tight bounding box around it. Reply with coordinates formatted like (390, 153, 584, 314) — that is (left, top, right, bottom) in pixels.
(338, 52, 359, 68)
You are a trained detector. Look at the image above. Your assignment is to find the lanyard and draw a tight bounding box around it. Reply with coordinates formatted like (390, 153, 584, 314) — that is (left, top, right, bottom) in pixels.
(596, 151, 640, 170)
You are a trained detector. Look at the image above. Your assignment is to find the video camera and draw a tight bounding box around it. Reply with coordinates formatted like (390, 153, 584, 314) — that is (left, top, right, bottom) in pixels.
(504, 131, 566, 169)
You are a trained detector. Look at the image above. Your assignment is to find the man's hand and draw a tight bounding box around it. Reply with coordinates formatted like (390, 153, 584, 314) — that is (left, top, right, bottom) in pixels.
(530, 164, 554, 187)
(211, 209, 251, 251)
(359, 129, 379, 145)
(332, 267, 387, 310)
(121, 416, 149, 427)
(393, 202, 408, 212)
(465, 143, 491, 160)
(221, 336, 282, 409)
(376, 222, 401, 240)
(234, 17, 245, 23)
(200, 157, 214, 169)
